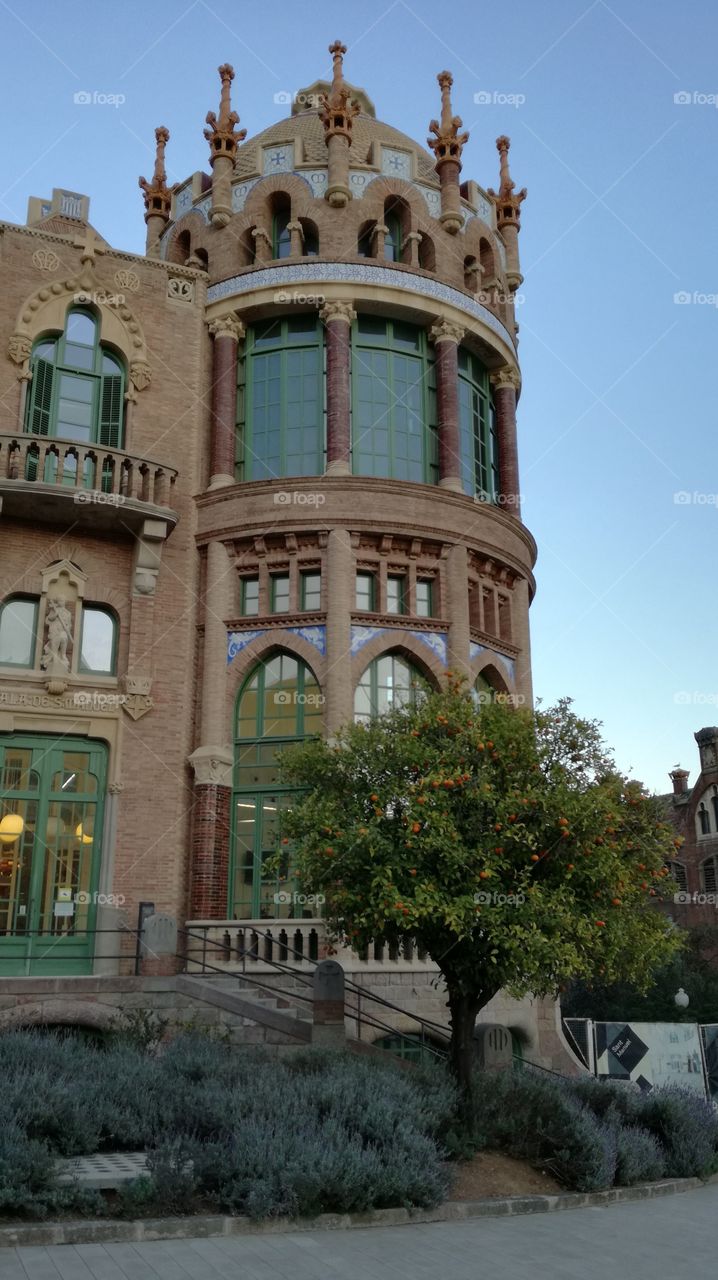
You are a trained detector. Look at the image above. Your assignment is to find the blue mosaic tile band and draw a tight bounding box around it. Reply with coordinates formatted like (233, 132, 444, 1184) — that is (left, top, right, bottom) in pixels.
(408, 630, 448, 665)
(227, 629, 267, 663)
(469, 642, 516, 683)
(208, 264, 515, 350)
(287, 625, 326, 655)
(350, 625, 387, 655)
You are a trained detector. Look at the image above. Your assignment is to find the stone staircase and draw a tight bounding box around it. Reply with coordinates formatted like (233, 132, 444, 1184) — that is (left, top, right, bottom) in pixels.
(175, 973, 313, 1043)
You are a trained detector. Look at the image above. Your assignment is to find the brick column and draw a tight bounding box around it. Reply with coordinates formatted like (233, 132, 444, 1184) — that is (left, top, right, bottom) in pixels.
(490, 366, 521, 518)
(429, 319, 465, 493)
(320, 300, 356, 476)
(188, 538, 235, 918)
(207, 314, 244, 489)
(325, 528, 353, 735)
(445, 542, 471, 681)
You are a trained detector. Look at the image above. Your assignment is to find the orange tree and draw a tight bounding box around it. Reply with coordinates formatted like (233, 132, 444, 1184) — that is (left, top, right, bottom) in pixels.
(276, 683, 682, 1108)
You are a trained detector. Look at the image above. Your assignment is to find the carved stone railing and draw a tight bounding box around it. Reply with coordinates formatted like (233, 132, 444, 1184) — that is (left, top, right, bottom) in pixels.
(184, 920, 437, 974)
(0, 434, 178, 511)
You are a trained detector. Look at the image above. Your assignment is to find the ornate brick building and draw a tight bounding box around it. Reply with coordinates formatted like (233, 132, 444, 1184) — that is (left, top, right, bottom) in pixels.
(0, 44, 572, 1064)
(663, 728, 718, 928)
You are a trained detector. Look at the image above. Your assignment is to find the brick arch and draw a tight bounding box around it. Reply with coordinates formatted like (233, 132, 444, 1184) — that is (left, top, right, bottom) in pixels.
(0, 568, 43, 600)
(166, 211, 208, 264)
(226, 631, 326, 709)
(12, 283, 148, 376)
(471, 655, 512, 695)
(243, 172, 319, 223)
(0, 999, 117, 1033)
(361, 176, 431, 223)
(350, 632, 445, 691)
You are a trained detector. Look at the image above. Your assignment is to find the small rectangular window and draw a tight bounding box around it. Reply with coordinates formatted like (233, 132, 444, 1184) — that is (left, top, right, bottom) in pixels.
(271, 574, 290, 614)
(415, 580, 433, 618)
(300, 572, 321, 611)
(386, 575, 406, 615)
(355, 572, 375, 612)
(0, 598, 38, 667)
(242, 577, 259, 617)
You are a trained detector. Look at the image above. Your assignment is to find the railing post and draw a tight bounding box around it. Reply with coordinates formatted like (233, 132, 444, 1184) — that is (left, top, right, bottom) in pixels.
(312, 959, 346, 1046)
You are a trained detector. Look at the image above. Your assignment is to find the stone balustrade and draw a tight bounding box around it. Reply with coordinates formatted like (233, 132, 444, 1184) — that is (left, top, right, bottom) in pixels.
(0, 434, 178, 518)
(184, 919, 437, 975)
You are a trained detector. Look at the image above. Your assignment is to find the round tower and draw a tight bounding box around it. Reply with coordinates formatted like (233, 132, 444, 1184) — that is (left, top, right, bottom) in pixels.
(153, 45, 536, 925)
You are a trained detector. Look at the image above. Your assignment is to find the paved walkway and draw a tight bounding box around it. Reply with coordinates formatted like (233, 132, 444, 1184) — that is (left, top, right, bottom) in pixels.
(0, 1185, 716, 1280)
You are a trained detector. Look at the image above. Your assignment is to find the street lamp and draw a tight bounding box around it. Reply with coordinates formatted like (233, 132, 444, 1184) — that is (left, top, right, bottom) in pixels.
(675, 987, 690, 1010)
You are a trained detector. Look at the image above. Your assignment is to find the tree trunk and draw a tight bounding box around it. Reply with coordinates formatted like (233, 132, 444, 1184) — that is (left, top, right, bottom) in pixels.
(447, 988, 483, 1124)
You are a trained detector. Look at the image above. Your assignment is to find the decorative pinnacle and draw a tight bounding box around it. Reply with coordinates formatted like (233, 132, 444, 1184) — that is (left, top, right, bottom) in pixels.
(427, 70, 469, 167)
(319, 39, 359, 139)
(138, 126, 175, 222)
(204, 63, 246, 165)
(488, 136, 527, 229)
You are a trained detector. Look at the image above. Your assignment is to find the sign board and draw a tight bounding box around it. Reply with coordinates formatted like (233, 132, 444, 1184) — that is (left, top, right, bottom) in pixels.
(594, 1021, 707, 1095)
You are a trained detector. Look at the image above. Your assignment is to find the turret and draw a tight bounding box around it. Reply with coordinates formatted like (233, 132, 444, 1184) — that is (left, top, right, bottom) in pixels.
(318, 41, 359, 208)
(204, 64, 246, 228)
(488, 136, 526, 292)
(427, 71, 468, 235)
(138, 127, 174, 257)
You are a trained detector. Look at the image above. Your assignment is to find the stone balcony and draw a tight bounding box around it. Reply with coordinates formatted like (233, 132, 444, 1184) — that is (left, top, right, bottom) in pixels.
(0, 433, 179, 534)
(184, 919, 437, 976)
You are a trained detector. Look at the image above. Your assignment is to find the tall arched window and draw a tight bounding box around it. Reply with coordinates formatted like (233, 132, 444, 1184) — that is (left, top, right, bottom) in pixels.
(354, 652, 425, 723)
(701, 855, 718, 895)
(236, 316, 324, 481)
(351, 317, 437, 483)
(384, 212, 402, 262)
(25, 309, 125, 454)
(697, 801, 712, 837)
(458, 347, 499, 500)
(232, 653, 322, 918)
(272, 196, 292, 259)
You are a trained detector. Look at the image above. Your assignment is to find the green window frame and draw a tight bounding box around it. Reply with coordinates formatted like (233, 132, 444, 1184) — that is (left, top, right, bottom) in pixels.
(354, 652, 425, 723)
(232, 653, 323, 919)
(386, 575, 406, 615)
(415, 580, 433, 618)
(355, 572, 376, 612)
(300, 571, 321, 611)
(0, 597, 38, 668)
(458, 347, 499, 500)
(236, 315, 325, 481)
(241, 577, 260, 617)
(24, 308, 125, 460)
(384, 213, 402, 262)
(270, 574, 290, 614)
(78, 606, 117, 675)
(272, 209, 291, 259)
(351, 316, 438, 484)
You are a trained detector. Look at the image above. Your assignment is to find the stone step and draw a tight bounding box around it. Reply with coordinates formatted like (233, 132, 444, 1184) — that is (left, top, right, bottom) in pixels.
(175, 975, 312, 1042)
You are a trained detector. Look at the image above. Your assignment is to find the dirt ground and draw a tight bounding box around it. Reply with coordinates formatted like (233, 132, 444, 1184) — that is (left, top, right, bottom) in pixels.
(447, 1150, 563, 1200)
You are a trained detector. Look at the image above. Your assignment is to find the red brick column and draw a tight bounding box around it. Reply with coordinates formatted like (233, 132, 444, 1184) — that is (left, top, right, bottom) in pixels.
(490, 366, 521, 518)
(188, 750, 233, 918)
(320, 300, 355, 475)
(207, 314, 244, 488)
(429, 319, 465, 492)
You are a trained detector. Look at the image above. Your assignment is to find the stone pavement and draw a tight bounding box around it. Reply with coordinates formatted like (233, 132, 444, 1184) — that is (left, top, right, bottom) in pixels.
(0, 1184, 715, 1280)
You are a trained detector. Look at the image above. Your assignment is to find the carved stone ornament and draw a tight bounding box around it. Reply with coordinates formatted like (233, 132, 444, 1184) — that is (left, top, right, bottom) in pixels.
(429, 318, 465, 345)
(32, 248, 60, 272)
(7, 333, 32, 365)
(41, 595, 73, 673)
(129, 360, 152, 392)
(489, 365, 521, 392)
(120, 672, 152, 697)
(207, 313, 245, 342)
(167, 277, 194, 302)
(115, 268, 140, 293)
(319, 300, 357, 326)
(122, 694, 154, 721)
(188, 745, 233, 787)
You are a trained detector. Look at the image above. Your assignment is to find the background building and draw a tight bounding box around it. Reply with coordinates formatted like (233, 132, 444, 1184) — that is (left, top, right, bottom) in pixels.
(664, 727, 718, 928)
(0, 44, 575, 1067)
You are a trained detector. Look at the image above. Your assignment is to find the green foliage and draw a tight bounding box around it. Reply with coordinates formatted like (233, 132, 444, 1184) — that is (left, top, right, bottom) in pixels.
(109, 1008, 169, 1052)
(277, 686, 682, 1041)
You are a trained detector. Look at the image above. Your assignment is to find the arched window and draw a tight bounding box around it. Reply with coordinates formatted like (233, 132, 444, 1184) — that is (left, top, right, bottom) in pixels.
(712, 786, 718, 832)
(701, 855, 718, 895)
(79, 606, 117, 675)
(418, 233, 435, 271)
(272, 196, 292, 259)
(24, 309, 125, 458)
(357, 221, 376, 257)
(473, 671, 498, 707)
(237, 316, 324, 481)
(698, 802, 712, 837)
(0, 597, 38, 668)
(351, 316, 437, 483)
(299, 218, 318, 256)
(458, 347, 499, 500)
(232, 653, 322, 918)
(384, 212, 402, 262)
(665, 860, 688, 893)
(354, 652, 425, 723)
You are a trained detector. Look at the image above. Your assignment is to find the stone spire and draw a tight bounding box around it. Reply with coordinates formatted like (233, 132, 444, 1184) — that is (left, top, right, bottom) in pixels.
(204, 64, 246, 227)
(488, 136, 527, 291)
(319, 40, 359, 207)
(139, 127, 175, 258)
(427, 71, 468, 234)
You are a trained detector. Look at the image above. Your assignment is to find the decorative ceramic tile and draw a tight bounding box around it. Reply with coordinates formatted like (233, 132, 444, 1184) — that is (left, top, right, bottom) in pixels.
(287, 625, 326, 655)
(351, 625, 387, 655)
(348, 170, 370, 194)
(174, 183, 193, 216)
(417, 185, 441, 218)
(263, 144, 295, 175)
(408, 630, 448, 665)
(381, 148, 411, 179)
(470, 643, 515, 683)
(306, 170, 328, 195)
(228, 629, 267, 663)
(232, 179, 259, 212)
(195, 194, 212, 223)
(208, 264, 515, 349)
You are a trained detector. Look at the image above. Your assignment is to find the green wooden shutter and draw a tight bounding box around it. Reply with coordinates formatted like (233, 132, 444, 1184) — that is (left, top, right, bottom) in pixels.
(98, 374, 123, 448)
(26, 358, 54, 436)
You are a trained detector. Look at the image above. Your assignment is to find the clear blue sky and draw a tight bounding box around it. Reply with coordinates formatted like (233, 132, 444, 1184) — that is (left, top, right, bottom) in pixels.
(0, 0, 715, 793)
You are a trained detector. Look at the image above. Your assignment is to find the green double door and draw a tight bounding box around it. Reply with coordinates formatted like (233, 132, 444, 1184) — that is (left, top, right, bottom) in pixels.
(0, 735, 107, 975)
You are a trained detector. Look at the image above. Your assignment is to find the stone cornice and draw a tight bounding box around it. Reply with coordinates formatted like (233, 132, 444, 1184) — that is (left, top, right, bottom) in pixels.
(0, 220, 205, 277)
